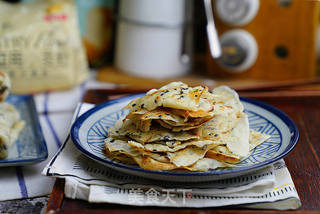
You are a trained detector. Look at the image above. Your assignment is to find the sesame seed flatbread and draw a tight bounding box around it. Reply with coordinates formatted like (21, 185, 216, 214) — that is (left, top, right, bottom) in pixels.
(104, 82, 270, 172)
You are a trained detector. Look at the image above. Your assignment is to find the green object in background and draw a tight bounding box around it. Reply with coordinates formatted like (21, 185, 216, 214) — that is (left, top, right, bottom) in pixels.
(75, 0, 115, 68)
(75, 0, 114, 36)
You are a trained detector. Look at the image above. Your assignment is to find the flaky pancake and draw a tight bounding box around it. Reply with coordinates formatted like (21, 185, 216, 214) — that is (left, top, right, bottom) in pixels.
(249, 129, 271, 151)
(104, 82, 270, 172)
(0, 72, 10, 102)
(126, 82, 217, 112)
(133, 155, 178, 171)
(115, 119, 200, 143)
(0, 102, 25, 159)
(127, 139, 221, 153)
(167, 146, 213, 167)
(205, 146, 241, 164)
(184, 158, 234, 172)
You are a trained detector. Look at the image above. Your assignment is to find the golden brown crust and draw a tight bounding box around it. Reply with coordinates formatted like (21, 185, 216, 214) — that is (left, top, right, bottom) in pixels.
(104, 82, 269, 172)
(205, 149, 240, 164)
(133, 156, 177, 171)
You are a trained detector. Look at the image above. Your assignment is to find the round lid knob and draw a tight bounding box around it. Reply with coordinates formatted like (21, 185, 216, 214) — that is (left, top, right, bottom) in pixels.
(217, 29, 258, 72)
(215, 0, 259, 26)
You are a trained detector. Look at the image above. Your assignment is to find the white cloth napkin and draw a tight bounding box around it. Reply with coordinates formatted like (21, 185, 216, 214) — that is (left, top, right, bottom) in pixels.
(0, 76, 115, 201)
(43, 103, 301, 210)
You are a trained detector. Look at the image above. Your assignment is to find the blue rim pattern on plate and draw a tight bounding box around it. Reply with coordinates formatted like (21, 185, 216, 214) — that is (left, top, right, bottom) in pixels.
(71, 94, 299, 179)
(0, 95, 48, 166)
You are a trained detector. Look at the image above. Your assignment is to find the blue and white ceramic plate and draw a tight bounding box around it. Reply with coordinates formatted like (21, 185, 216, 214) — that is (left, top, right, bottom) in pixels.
(0, 95, 48, 167)
(71, 94, 299, 182)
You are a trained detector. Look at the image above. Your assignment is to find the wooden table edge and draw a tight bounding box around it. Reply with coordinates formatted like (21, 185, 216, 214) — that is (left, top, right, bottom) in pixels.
(44, 89, 320, 213)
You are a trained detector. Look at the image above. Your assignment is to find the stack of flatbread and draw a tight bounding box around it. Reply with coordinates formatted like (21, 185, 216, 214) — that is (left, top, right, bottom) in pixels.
(0, 71, 10, 102)
(0, 71, 25, 159)
(104, 82, 270, 172)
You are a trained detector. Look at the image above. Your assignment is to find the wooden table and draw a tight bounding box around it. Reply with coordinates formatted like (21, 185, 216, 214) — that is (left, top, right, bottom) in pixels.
(45, 89, 320, 214)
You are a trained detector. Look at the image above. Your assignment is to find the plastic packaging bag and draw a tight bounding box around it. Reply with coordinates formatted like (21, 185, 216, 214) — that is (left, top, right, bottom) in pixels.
(0, 0, 89, 94)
